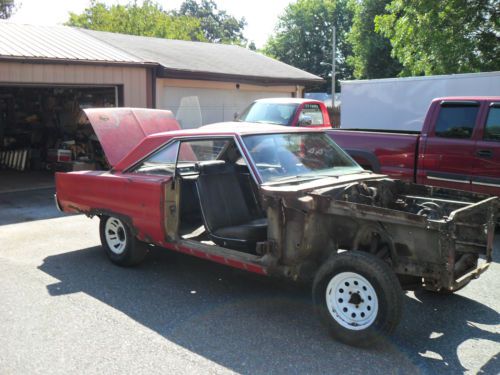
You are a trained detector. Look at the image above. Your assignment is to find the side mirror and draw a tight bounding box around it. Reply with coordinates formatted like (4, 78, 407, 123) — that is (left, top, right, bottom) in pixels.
(298, 115, 313, 126)
(233, 112, 240, 120)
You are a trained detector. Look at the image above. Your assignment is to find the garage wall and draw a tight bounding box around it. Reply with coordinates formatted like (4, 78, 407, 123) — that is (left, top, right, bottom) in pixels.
(0, 62, 149, 107)
(156, 78, 301, 129)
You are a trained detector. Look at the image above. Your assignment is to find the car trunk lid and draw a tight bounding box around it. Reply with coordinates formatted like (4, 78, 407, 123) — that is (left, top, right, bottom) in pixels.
(84, 108, 181, 167)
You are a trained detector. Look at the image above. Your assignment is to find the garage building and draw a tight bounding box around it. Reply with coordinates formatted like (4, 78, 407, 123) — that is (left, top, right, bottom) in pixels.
(0, 21, 321, 189)
(84, 29, 322, 128)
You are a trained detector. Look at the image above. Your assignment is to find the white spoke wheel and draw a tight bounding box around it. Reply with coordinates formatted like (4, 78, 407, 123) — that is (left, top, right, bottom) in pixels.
(105, 217, 128, 255)
(99, 216, 148, 267)
(313, 251, 403, 347)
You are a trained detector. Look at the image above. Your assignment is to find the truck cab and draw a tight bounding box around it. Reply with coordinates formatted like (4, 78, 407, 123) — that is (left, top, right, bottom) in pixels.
(417, 97, 500, 195)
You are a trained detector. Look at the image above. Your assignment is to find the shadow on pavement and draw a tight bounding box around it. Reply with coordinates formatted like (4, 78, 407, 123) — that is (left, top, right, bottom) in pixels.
(478, 352, 499, 374)
(39, 246, 499, 374)
(0, 188, 67, 226)
(394, 289, 499, 374)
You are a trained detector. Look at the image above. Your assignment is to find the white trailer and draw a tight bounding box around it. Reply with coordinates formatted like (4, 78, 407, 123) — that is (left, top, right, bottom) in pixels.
(340, 71, 500, 131)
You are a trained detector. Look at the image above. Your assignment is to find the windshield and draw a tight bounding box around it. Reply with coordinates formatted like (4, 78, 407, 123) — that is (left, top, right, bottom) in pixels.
(242, 133, 364, 183)
(238, 102, 298, 125)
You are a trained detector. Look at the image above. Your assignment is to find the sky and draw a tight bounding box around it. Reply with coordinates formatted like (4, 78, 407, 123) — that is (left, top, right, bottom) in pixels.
(8, 0, 294, 48)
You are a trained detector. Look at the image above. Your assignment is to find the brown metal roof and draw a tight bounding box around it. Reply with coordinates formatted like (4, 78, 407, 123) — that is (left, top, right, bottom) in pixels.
(0, 21, 144, 64)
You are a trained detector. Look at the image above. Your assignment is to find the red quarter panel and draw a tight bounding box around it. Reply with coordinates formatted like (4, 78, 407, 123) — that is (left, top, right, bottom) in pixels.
(56, 171, 169, 244)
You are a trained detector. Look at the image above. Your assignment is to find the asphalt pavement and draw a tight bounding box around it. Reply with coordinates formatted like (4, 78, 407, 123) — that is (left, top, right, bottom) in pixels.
(0, 188, 498, 374)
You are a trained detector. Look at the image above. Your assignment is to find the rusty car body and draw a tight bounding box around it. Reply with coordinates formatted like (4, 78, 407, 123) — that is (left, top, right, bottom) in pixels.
(55, 108, 498, 346)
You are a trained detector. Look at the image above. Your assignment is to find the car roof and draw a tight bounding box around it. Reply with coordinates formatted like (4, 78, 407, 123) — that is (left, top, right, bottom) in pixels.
(431, 96, 500, 102)
(252, 97, 323, 104)
(113, 120, 326, 172)
(148, 121, 324, 139)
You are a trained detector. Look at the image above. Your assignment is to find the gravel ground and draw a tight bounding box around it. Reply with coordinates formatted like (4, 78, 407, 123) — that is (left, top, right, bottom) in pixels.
(0, 188, 498, 374)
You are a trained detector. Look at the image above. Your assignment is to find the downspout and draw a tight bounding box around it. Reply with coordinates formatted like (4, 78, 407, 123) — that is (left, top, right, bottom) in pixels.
(296, 85, 303, 98)
(151, 66, 157, 108)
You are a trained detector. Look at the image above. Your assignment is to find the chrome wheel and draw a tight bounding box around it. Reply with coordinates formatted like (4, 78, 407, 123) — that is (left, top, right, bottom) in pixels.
(104, 217, 127, 255)
(325, 271, 379, 330)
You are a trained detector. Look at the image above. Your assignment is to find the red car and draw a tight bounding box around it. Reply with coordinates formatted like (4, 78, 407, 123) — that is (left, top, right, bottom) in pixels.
(55, 108, 497, 347)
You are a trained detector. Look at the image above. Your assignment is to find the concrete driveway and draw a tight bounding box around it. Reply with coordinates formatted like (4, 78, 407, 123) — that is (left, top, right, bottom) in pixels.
(0, 188, 498, 374)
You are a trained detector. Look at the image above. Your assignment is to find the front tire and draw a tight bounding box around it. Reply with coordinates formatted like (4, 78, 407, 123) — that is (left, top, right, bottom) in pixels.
(99, 215, 147, 267)
(313, 251, 403, 347)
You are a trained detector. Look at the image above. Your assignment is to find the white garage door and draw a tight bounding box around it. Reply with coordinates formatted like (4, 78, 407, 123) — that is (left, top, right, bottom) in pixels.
(158, 86, 292, 129)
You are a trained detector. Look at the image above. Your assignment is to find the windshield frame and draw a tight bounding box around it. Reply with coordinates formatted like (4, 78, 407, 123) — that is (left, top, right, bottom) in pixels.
(239, 131, 365, 185)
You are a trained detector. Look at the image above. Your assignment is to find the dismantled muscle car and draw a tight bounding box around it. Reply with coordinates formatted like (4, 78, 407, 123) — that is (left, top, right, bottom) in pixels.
(55, 108, 498, 347)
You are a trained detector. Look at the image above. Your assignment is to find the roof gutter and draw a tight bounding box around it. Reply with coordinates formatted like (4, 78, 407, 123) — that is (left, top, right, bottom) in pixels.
(156, 66, 324, 86)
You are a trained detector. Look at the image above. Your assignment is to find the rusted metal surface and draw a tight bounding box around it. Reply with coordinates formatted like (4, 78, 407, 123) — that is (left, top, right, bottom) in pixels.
(83, 108, 180, 167)
(261, 176, 498, 290)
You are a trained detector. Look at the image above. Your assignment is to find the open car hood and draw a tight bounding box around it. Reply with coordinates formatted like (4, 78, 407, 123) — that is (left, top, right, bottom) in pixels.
(84, 108, 181, 167)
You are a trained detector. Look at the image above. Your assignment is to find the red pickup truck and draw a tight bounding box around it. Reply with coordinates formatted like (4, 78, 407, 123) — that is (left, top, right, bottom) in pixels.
(329, 97, 500, 196)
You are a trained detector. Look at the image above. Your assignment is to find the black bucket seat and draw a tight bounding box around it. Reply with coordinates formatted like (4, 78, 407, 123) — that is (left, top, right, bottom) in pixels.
(195, 162, 267, 252)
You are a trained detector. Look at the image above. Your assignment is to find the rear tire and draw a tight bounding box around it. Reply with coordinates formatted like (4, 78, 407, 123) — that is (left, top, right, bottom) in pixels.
(312, 251, 403, 347)
(99, 215, 147, 267)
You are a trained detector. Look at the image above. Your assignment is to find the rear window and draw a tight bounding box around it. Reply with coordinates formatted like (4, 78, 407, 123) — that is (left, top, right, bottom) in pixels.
(299, 104, 324, 125)
(434, 104, 479, 139)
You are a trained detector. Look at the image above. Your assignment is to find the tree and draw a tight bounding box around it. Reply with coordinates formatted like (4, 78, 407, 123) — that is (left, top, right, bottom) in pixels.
(177, 0, 247, 45)
(347, 0, 401, 79)
(375, 0, 500, 76)
(263, 0, 354, 92)
(0, 0, 16, 19)
(66, 0, 206, 41)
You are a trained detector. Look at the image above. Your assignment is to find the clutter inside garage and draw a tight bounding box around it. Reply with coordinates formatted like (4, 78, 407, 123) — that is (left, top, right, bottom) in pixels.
(0, 86, 116, 174)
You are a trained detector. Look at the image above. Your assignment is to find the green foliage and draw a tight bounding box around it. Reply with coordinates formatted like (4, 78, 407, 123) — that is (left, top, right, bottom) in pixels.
(263, 0, 354, 92)
(0, 0, 16, 19)
(177, 0, 247, 45)
(375, 0, 500, 76)
(347, 0, 401, 79)
(66, 0, 206, 41)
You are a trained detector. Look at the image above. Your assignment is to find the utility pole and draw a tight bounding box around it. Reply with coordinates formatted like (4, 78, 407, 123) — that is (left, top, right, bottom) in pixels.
(331, 26, 336, 99)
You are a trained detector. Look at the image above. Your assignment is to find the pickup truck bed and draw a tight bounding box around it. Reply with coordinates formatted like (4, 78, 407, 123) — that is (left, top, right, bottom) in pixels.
(329, 129, 420, 181)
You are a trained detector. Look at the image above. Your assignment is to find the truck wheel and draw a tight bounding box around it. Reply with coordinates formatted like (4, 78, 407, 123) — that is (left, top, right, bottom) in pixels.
(99, 215, 147, 267)
(312, 251, 403, 347)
